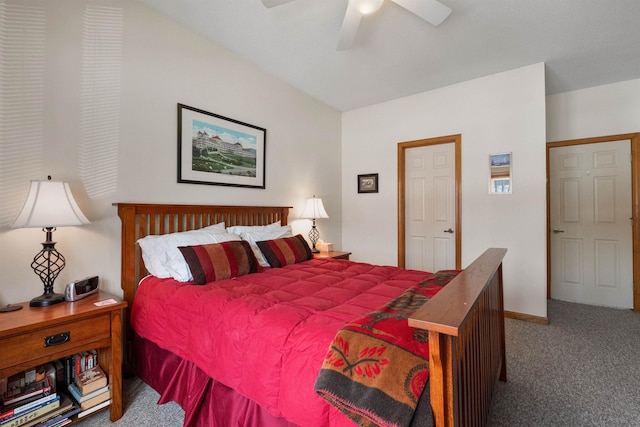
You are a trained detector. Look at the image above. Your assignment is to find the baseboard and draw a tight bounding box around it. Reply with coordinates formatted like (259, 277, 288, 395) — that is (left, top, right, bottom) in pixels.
(504, 310, 549, 325)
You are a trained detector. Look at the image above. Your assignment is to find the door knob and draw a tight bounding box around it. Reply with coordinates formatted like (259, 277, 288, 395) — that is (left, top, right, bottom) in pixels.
(552, 228, 565, 233)
(444, 228, 454, 234)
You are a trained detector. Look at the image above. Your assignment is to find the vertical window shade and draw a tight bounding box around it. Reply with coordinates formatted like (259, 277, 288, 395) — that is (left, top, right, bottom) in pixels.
(80, 6, 123, 199)
(0, 1, 46, 225)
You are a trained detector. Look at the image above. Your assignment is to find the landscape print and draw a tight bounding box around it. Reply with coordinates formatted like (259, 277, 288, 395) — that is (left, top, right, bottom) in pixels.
(191, 119, 257, 177)
(178, 104, 265, 188)
(490, 152, 511, 167)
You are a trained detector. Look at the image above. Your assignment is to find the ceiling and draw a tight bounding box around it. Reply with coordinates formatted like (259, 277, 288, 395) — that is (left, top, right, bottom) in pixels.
(138, 0, 640, 112)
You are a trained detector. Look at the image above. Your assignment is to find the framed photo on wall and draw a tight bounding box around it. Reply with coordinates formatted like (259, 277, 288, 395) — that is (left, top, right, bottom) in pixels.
(358, 173, 378, 193)
(489, 152, 512, 194)
(177, 103, 266, 189)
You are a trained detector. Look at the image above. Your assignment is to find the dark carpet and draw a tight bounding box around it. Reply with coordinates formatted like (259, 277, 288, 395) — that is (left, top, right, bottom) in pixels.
(488, 299, 640, 426)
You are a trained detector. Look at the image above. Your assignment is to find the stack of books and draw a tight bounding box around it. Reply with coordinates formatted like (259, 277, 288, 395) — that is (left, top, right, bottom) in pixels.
(0, 351, 110, 427)
(61, 351, 98, 388)
(8, 396, 79, 427)
(67, 366, 110, 418)
(0, 365, 77, 427)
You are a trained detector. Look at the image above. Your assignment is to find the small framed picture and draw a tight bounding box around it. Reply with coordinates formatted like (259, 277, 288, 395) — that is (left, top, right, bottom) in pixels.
(489, 152, 512, 194)
(358, 173, 378, 193)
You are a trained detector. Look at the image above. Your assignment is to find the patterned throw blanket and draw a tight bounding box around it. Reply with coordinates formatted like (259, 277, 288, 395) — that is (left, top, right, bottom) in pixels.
(314, 270, 460, 427)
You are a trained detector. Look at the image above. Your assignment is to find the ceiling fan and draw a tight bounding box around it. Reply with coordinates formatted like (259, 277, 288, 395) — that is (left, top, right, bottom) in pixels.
(261, 0, 452, 50)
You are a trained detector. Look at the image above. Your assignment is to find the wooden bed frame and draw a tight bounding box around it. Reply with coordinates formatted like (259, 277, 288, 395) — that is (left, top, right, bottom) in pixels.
(116, 202, 507, 427)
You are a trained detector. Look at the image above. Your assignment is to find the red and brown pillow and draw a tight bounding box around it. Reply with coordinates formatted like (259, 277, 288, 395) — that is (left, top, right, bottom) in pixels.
(256, 234, 313, 268)
(178, 240, 258, 285)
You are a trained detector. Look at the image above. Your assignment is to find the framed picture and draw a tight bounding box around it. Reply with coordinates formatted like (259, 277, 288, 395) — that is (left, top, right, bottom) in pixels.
(357, 173, 378, 193)
(177, 103, 266, 189)
(489, 152, 512, 194)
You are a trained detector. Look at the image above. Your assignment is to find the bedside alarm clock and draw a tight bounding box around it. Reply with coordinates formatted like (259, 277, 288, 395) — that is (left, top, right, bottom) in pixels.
(65, 276, 99, 301)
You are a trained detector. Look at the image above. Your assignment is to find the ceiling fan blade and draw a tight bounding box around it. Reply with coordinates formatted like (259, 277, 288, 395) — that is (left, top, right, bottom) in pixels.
(390, 0, 452, 26)
(336, 3, 362, 50)
(261, 0, 296, 8)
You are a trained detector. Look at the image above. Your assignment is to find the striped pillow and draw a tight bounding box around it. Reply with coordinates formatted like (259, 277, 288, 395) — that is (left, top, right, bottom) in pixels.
(178, 240, 258, 285)
(256, 234, 313, 268)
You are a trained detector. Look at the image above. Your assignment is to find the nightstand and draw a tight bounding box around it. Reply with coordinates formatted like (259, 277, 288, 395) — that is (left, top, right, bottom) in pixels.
(314, 251, 351, 260)
(0, 291, 127, 422)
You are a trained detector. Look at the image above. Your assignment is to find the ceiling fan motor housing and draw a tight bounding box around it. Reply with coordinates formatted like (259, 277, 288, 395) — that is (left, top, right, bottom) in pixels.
(350, 0, 384, 15)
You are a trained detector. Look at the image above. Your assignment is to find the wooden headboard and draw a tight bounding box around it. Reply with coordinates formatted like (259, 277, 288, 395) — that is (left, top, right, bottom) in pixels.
(115, 203, 291, 307)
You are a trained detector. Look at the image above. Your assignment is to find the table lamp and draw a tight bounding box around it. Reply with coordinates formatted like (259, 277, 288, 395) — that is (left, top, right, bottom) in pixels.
(10, 176, 90, 307)
(300, 195, 329, 253)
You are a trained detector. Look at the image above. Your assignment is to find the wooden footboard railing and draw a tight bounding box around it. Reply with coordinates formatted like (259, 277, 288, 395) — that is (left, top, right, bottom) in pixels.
(409, 248, 507, 427)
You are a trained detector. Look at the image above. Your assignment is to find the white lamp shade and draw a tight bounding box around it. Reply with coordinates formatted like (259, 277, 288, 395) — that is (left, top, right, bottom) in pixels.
(300, 197, 329, 220)
(349, 0, 384, 15)
(11, 180, 90, 228)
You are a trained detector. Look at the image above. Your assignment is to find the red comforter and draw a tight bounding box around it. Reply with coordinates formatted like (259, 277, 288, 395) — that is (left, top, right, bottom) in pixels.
(130, 258, 435, 426)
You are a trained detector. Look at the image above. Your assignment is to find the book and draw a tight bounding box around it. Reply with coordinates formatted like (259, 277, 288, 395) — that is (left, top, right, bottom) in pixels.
(88, 351, 98, 370)
(73, 367, 106, 395)
(62, 358, 71, 388)
(36, 406, 79, 427)
(76, 389, 109, 411)
(73, 356, 79, 381)
(1, 378, 53, 408)
(1, 395, 57, 425)
(75, 399, 110, 419)
(51, 362, 64, 397)
(61, 351, 99, 388)
(0, 394, 58, 422)
(20, 396, 76, 427)
(66, 383, 109, 404)
(1, 397, 60, 427)
(79, 353, 86, 374)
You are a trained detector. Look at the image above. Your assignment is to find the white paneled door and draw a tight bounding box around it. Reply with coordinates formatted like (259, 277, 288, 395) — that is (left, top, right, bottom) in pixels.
(549, 140, 633, 308)
(405, 143, 456, 271)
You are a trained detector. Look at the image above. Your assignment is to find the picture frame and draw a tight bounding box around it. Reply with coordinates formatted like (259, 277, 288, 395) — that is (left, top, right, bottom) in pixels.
(177, 103, 266, 189)
(489, 152, 512, 194)
(357, 173, 379, 193)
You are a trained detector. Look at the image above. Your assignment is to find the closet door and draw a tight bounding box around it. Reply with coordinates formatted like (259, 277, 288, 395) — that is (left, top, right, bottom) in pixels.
(405, 142, 456, 272)
(549, 139, 633, 308)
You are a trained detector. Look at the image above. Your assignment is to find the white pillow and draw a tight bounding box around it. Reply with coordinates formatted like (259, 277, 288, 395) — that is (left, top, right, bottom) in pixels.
(226, 221, 281, 236)
(137, 223, 240, 282)
(239, 225, 292, 267)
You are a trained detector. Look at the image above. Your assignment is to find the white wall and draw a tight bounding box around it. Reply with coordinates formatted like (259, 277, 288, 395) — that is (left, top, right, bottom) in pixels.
(547, 78, 640, 142)
(0, 0, 342, 305)
(342, 63, 548, 318)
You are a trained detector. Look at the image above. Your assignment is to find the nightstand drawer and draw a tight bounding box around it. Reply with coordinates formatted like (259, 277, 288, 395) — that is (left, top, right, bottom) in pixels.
(0, 314, 111, 370)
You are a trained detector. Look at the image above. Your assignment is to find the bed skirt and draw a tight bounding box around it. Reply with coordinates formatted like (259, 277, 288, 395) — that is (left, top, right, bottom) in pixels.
(133, 334, 299, 427)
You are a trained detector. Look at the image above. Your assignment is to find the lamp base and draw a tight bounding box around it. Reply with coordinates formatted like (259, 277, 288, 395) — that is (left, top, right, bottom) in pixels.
(311, 248, 320, 254)
(30, 292, 65, 307)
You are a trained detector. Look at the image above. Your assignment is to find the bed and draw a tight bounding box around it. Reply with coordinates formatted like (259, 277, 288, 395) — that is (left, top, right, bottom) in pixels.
(116, 203, 507, 427)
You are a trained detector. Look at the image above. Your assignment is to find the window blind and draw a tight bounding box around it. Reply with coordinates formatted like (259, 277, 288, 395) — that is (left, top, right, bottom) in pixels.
(0, 1, 46, 225)
(79, 5, 123, 199)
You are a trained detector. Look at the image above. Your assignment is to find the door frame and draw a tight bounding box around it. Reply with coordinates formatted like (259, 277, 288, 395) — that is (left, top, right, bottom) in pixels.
(397, 134, 462, 269)
(546, 133, 640, 311)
